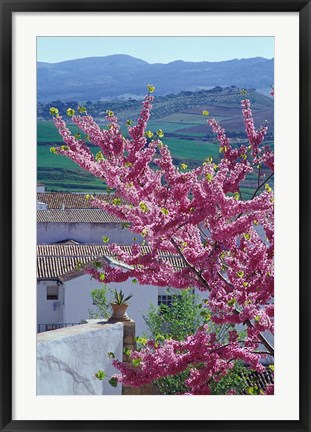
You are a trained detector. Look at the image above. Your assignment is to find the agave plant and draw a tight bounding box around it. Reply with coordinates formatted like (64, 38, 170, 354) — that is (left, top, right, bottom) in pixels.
(113, 289, 133, 305)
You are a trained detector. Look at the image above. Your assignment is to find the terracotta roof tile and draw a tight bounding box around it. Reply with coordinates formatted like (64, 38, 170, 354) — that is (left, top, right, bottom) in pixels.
(37, 192, 127, 209)
(37, 209, 125, 223)
(242, 368, 274, 393)
(37, 244, 185, 280)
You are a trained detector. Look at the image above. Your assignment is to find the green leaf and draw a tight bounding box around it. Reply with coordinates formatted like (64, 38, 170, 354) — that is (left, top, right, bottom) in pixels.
(139, 201, 149, 213)
(156, 129, 164, 138)
(112, 197, 122, 206)
(95, 151, 104, 162)
(135, 337, 147, 346)
(123, 293, 133, 303)
(227, 298, 236, 307)
(205, 173, 213, 182)
(147, 84, 155, 93)
(123, 347, 131, 356)
(102, 236, 109, 243)
(132, 358, 142, 367)
(66, 108, 75, 117)
(49, 107, 59, 116)
(95, 370, 106, 380)
(107, 352, 115, 359)
(203, 157, 213, 165)
(108, 377, 118, 387)
(75, 261, 83, 271)
(246, 386, 260, 395)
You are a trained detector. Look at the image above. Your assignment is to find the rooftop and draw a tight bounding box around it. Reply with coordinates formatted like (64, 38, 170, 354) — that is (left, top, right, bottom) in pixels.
(37, 244, 184, 281)
(37, 209, 125, 223)
(37, 192, 127, 209)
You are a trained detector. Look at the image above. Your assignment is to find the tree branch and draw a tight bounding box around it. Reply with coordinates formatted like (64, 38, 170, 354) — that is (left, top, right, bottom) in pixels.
(251, 172, 274, 199)
(171, 239, 274, 357)
(170, 238, 211, 290)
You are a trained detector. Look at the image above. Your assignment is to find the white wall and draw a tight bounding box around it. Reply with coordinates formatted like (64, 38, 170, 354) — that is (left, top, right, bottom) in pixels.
(63, 274, 158, 336)
(37, 275, 159, 336)
(37, 201, 48, 210)
(37, 222, 142, 244)
(37, 322, 123, 395)
(37, 276, 210, 336)
(37, 281, 65, 326)
(37, 185, 46, 193)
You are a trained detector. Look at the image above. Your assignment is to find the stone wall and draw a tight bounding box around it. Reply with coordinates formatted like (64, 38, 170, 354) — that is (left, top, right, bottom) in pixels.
(121, 320, 160, 396)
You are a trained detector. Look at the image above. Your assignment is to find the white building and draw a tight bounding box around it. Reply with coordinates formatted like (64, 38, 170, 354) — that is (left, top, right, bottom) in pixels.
(37, 244, 205, 337)
(37, 192, 142, 244)
(36, 192, 208, 337)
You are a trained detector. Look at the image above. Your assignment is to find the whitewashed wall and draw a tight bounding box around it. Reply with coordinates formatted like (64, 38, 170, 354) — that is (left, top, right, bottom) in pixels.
(37, 222, 142, 244)
(37, 281, 65, 325)
(63, 274, 158, 336)
(37, 322, 123, 395)
(38, 275, 159, 336)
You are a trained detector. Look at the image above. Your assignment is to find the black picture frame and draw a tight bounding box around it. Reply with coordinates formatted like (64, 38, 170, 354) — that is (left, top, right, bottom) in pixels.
(1, 1, 310, 431)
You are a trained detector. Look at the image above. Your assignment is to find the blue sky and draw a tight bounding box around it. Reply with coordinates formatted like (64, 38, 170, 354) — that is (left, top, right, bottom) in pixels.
(37, 36, 274, 64)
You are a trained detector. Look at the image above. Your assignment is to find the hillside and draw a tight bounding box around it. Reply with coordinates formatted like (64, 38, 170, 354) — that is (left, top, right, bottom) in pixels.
(37, 55, 274, 102)
(37, 87, 273, 194)
(38, 87, 274, 135)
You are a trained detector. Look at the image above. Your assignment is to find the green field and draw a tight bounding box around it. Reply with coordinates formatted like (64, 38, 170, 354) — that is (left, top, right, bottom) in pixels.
(38, 120, 84, 143)
(37, 118, 273, 193)
(38, 89, 273, 192)
(37, 120, 220, 191)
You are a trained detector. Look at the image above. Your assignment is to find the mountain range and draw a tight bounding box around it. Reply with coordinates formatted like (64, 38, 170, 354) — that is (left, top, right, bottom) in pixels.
(37, 54, 274, 102)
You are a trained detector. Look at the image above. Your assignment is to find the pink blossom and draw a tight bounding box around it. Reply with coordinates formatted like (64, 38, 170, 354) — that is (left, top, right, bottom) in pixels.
(51, 90, 274, 393)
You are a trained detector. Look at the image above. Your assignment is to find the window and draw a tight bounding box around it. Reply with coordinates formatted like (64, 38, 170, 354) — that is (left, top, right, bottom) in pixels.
(47, 285, 58, 300)
(158, 295, 173, 307)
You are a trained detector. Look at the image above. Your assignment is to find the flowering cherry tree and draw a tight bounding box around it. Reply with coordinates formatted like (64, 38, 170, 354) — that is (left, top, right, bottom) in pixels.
(50, 86, 274, 395)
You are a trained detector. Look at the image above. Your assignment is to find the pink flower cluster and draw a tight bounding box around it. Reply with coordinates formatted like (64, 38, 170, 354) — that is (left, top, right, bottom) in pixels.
(51, 90, 274, 393)
(111, 326, 266, 394)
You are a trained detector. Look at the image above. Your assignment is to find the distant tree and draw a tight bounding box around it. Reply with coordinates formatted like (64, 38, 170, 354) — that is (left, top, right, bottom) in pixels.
(88, 285, 111, 319)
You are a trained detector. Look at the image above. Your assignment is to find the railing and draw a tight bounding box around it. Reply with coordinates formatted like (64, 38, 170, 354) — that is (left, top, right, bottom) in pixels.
(37, 322, 81, 333)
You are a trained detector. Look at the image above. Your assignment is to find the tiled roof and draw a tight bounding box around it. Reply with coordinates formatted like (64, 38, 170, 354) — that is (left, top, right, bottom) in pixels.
(242, 368, 274, 394)
(37, 209, 125, 223)
(37, 244, 185, 281)
(55, 239, 82, 245)
(37, 192, 127, 209)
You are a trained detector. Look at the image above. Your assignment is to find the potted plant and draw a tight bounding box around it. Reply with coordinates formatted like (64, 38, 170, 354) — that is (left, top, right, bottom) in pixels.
(108, 289, 133, 322)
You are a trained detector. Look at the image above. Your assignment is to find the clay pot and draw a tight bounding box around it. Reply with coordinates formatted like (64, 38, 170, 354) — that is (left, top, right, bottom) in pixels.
(108, 303, 131, 322)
